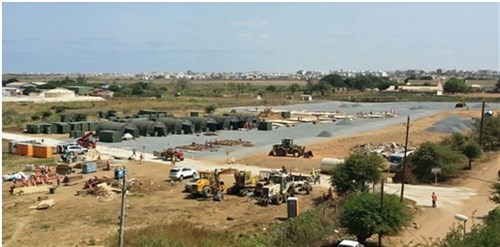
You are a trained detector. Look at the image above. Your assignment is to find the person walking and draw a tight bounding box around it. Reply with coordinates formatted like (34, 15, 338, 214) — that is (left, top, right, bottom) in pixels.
(130, 147, 137, 159)
(140, 152, 144, 164)
(432, 192, 438, 208)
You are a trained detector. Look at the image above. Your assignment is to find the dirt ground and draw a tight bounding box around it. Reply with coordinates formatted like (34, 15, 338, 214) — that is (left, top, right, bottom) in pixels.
(2, 108, 498, 247)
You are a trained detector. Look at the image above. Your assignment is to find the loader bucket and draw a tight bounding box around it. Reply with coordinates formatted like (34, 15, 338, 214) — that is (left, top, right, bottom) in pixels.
(269, 150, 275, 156)
(303, 151, 314, 158)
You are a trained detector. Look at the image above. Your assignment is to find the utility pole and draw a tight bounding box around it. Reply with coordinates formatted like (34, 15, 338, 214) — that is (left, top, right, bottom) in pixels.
(118, 172, 127, 247)
(479, 100, 485, 147)
(400, 116, 410, 202)
(379, 178, 384, 247)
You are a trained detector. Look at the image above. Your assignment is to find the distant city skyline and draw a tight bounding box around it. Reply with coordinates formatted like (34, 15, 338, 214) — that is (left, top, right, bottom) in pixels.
(3, 2, 499, 73)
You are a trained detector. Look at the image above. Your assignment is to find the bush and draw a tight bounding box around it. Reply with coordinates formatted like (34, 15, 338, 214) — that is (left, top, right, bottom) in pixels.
(204, 104, 217, 113)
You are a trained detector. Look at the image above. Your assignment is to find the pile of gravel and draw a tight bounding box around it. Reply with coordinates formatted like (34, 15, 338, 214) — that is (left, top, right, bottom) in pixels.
(337, 119, 354, 126)
(317, 130, 333, 137)
(339, 104, 350, 108)
(426, 116, 475, 133)
(351, 103, 362, 107)
(409, 105, 431, 110)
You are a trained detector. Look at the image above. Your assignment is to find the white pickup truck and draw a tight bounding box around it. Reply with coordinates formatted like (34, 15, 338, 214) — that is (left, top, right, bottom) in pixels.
(169, 167, 198, 181)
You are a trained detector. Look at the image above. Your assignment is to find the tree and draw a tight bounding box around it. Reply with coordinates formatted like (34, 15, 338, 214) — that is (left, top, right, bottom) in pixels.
(76, 75, 88, 84)
(204, 104, 216, 114)
(340, 192, 412, 244)
(441, 132, 468, 151)
(22, 86, 38, 95)
(461, 142, 482, 170)
(2, 77, 18, 87)
(305, 78, 315, 94)
(443, 77, 469, 93)
(131, 85, 144, 95)
(265, 85, 277, 93)
(490, 183, 500, 204)
(288, 83, 300, 94)
(315, 80, 332, 96)
(408, 142, 465, 183)
(320, 74, 346, 88)
(176, 78, 189, 91)
(330, 154, 384, 196)
(423, 207, 500, 247)
(496, 79, 500, 92)
(472, 114, 500, 151)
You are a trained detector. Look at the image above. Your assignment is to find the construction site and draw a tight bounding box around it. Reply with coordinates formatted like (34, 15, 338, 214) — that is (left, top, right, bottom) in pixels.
(2, 101, 499, 247)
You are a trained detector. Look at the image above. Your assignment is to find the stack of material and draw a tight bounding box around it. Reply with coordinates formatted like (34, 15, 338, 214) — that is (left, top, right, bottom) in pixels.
(352, 143, 409, 158)
(35, 199, 56, 210)
(215, 139, 253, 147)
(94, 183, 120, 202)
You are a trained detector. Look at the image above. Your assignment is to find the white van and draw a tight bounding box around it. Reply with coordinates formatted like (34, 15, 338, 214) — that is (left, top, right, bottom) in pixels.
(338, 240, 364, 247)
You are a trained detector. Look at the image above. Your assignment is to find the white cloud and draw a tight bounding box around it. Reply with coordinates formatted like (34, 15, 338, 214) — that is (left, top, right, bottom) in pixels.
(230, 20, 269, 27)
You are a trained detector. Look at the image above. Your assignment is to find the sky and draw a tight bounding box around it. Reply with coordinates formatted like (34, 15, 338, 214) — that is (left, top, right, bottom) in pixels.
(2, 2, 499, 73)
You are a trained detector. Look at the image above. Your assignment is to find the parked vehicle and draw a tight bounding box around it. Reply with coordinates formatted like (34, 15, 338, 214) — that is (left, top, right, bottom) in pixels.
(337, 240, 364, 247)
(153, 148, 185, 161)
(184, 177, 200, 192)
(3, 172, 28, 182)
(387, 150, 414, 173)
(66, 144, 88, 154)
(254, 171, 312, 206)
(169, 167, 197, 181)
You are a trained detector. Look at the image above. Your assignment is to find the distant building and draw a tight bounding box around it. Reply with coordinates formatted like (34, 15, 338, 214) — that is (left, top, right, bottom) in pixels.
(301, 94, 312, 101)
(65, 86, 94, 95)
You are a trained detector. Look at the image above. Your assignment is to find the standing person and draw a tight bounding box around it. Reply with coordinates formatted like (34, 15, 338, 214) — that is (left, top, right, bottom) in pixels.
(56, 174, 61, 186)
(131, 147, 137, 159)
(432, 192, 438, 208)
(171, 155, 177, 167)
(139, 152, 144, 164)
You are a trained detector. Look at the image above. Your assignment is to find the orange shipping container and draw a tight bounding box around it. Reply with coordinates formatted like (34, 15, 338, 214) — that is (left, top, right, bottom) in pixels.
(33, 145, 53, 158)
(16, 143, 33, 156)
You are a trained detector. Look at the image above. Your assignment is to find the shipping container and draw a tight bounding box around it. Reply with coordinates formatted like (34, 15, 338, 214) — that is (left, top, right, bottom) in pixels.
(52, 122, 70, 134)
(32, 145, 53, 158)
(26, 124, 42, 134)
(98, 130, 122, 143)
(16, 143, 34, 156)
(258, 121, 273, 131)
(82, 162, 97, 174)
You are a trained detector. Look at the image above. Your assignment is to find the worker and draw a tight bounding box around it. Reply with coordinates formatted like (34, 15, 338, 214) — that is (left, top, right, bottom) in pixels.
(432, 192, 438, 208)
(131, 147, 137, 159)
(140, 152, 144, 164)
(105, 159, 111, 171)
(171, 155, 177, 167)
(323, 186, 333, 200)
(35, 176, 42, 185)
(21, 177, 28, 187)
(56, 174, 61, 186)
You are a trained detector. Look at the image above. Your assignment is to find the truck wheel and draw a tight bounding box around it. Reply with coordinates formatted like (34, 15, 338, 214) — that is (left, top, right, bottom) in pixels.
(305, 185, 311, 194)
(179, 175, 184, 180)
(238, 189, 247, 197)
(203, 186, 213, 197)
(180, 157, 184, 161)
(273, 194, 284, 205)
(284, 193, 289, 201)
(292, 149, 301, 157)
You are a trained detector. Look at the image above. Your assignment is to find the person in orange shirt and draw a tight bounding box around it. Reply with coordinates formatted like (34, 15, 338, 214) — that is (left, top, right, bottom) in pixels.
(432, 192, 438, 208)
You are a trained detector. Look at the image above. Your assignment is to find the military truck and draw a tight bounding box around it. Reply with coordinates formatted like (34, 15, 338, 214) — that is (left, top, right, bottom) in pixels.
(254, 172, 312, 206)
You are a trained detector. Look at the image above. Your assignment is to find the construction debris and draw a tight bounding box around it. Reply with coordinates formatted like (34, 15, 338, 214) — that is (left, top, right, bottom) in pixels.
(177, 139, 253, 152)
(352, 143, 410, 158)
(35, 199, 56, 210)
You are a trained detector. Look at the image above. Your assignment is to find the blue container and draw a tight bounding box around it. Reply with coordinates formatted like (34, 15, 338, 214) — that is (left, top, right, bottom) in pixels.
(114, 168, 128, 180)
(82, 162, 97, 174)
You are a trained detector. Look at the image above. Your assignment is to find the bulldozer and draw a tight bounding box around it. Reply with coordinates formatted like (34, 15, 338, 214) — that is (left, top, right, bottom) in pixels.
(190, 168, 235, 200)
(254, 171, 312, 206)
(226, 170, 260, 197)
(269, 138, 313, 158)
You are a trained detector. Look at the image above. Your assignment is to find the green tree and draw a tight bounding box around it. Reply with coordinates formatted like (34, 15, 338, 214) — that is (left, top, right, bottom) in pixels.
(330, 154, 384, 196)
(315, 80, 333, 96)
(424, 207, 500, 247)
(204, 104, 216, 114)
(320, 74, 346, 88)
(108, 84, 122, 92)
(131, 85, 144, 95)
(461, 142, 482, 170)
(490, 183, 500, 204)
(22, 86, 38, 95)
(444, 77, 469, 93)
(2, 77, 18, 86)
(305, 78, 315, 94)
(496, 78, 500, 92)
(265, 85, 277, 93)
(408, 142, 465, 183)
(442, 133, 468, 151)
(288, 83, 300, 94)
(340, 192, 413, 244)
(76, 75, 88, 84)
(176, 78, 189, 91)
(473, 114, 500, 151)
